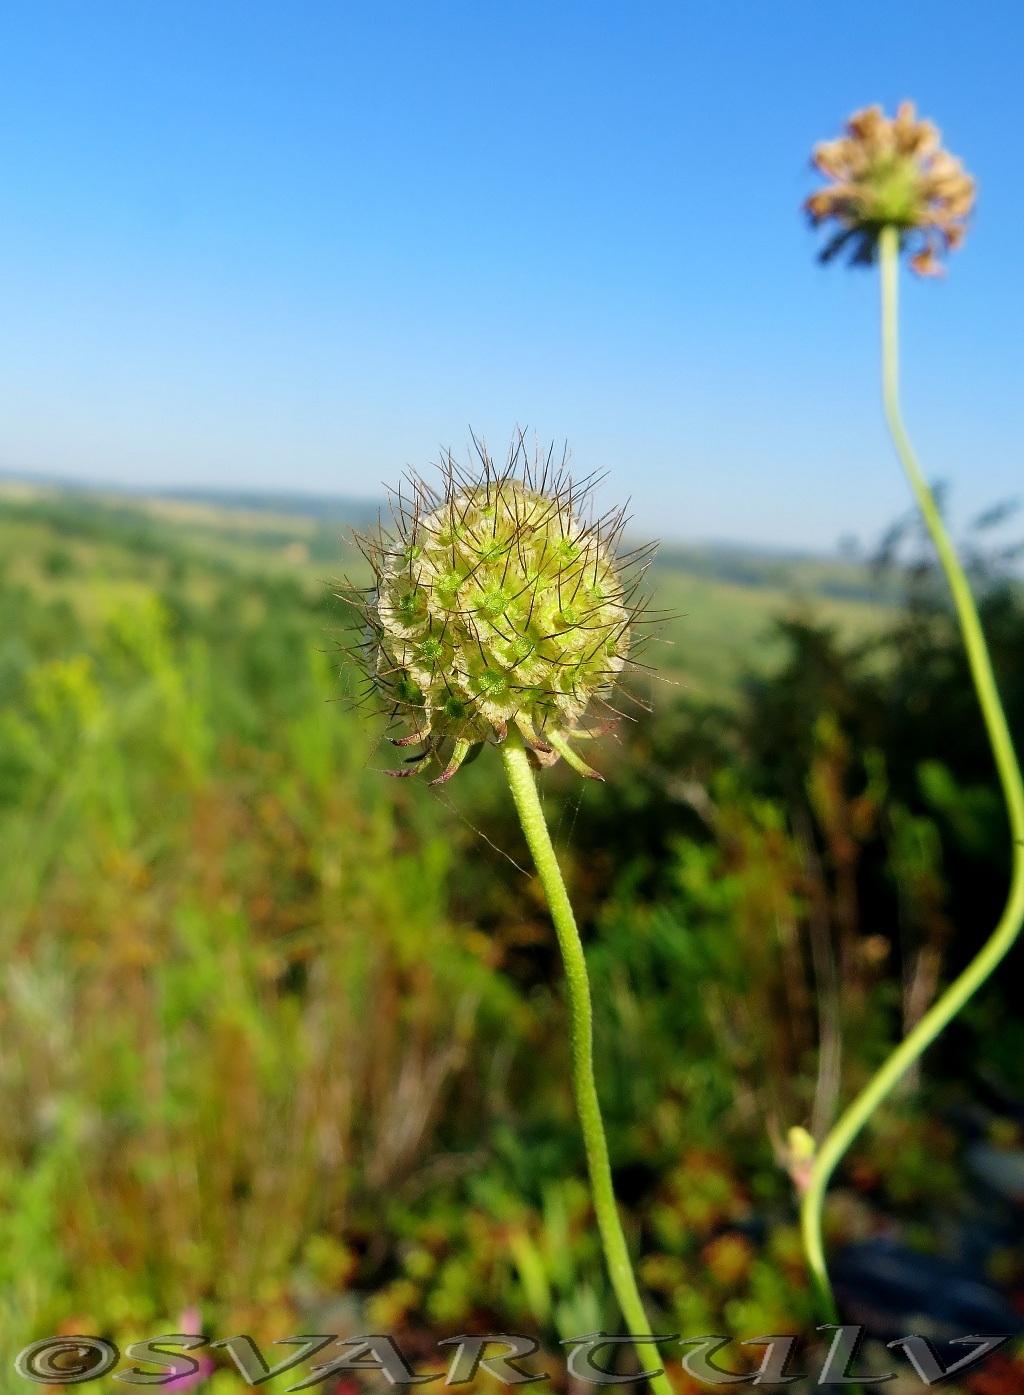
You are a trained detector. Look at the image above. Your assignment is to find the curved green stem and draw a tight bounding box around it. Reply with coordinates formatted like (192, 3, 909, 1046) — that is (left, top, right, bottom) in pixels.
(501, 734, 674, 1395)
(800, 224, 1024, 1319)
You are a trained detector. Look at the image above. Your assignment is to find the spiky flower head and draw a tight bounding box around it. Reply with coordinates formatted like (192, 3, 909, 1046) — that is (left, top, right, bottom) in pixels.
(805, 101, 975, 276)
(343, 435, 653, 785)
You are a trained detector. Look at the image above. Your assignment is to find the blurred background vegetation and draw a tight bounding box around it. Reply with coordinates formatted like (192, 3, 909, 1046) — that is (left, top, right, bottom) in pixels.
(1, 481, 1023, 1393)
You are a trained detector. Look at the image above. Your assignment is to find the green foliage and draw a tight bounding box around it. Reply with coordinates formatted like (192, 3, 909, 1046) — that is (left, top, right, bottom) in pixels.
(0, 490, 1022, 1386)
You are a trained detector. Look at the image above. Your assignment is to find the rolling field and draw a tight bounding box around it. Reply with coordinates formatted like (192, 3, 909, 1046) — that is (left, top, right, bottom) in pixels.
(0, 480, 893, 705)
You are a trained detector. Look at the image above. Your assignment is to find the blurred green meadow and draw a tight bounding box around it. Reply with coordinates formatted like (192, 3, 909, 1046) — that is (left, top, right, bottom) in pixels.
(1, 482, 1023, 1392)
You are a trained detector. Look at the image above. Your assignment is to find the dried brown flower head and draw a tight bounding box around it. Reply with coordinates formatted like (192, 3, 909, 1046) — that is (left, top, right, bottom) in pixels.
(805, 101, 975, 276)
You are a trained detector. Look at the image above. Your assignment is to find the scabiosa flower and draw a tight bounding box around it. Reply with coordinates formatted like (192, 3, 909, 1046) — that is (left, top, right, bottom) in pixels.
(805, 101, 975, 276)
(798, 100, 1024, 1336)
(341, 436, 675, 1388)
(343, 434, 654, 785)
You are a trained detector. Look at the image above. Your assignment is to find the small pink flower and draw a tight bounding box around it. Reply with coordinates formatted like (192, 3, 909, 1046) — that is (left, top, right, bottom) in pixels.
(163, 1311, 214, 1393)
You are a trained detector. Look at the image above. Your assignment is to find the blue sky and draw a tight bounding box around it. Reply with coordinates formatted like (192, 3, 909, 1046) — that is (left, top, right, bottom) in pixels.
(0, 2, 1021, 548)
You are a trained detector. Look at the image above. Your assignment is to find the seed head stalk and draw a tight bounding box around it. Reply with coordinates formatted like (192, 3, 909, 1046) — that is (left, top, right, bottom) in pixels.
(501, 733, 674, 1395)
(800, 224, 1024, 1319)
(345, 438, 669, 1386)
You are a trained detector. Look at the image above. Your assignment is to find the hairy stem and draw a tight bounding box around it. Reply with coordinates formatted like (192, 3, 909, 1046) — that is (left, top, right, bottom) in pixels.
(800, 224, 1024, 1319)
(501, 734, 674, 1395)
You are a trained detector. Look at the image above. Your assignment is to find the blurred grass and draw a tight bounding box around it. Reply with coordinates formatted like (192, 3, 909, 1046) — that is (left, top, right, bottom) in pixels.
(5, 481, 1004, 1392)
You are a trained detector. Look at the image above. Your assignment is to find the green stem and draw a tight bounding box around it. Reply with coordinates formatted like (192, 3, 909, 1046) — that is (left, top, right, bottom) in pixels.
(501, 734, 674, 1395)
(800, 224, 1024, 1319)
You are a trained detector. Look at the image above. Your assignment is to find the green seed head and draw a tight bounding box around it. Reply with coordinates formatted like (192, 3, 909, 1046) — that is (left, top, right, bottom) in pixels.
(344, 434, 653, 784)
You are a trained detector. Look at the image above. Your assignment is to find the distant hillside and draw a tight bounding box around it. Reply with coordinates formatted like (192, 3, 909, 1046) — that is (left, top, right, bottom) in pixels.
(157, 486, 385, 530)
(159, 489, 891, 600)
(0, 473, 384, 529)
(651, 541, 896, 604)
(0, 477, 899, 703)
(0, 473, 894, 599)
